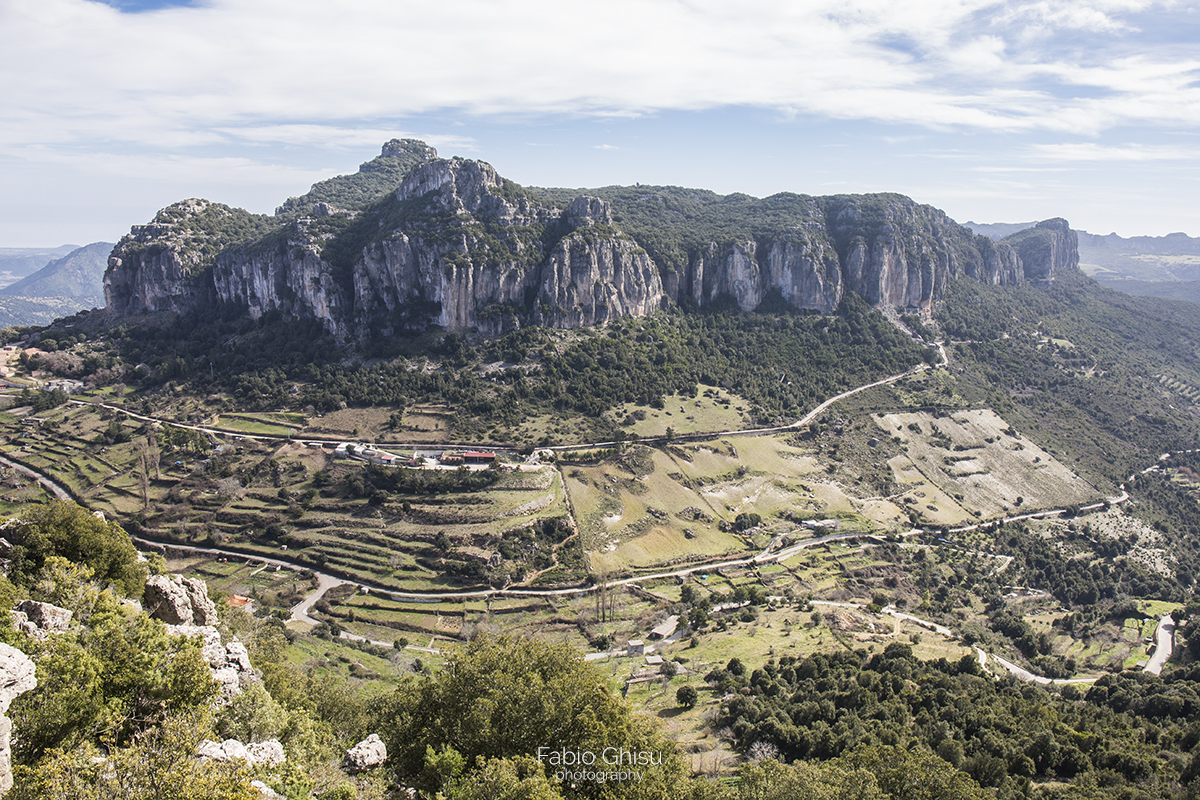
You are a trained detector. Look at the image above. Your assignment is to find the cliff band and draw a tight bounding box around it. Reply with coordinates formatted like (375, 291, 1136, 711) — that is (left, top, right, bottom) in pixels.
(104, 141, 1078, 339)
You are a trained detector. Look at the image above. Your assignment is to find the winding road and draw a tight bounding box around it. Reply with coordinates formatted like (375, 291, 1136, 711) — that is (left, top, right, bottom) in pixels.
(4, 337, 1175, 680)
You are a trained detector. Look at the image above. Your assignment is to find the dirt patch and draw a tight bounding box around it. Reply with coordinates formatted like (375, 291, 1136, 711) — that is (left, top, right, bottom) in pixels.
(878, 409, 1097, 521)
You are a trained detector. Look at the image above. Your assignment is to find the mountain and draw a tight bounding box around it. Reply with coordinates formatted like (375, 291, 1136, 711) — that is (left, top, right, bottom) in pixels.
(104, 141, 1078, 341)
(0, 244, 78, 288)
(962, 221, 1037, 240)
(0, 241, 111, 300)
(0, 242, 112, 327)
(968, 221, 1200, 303)
(1079, 229, 1200, 255)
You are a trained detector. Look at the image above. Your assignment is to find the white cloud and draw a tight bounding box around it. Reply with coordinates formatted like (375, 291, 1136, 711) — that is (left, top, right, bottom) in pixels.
(1, 0, 1196, 154)
(1031, 142, 1199, 160)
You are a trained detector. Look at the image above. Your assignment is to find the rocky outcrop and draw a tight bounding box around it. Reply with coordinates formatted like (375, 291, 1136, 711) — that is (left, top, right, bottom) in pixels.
(197, 738, 285, 767)
(251, 780, 284, 800)
(0, 643, 36, 795)
(1005, 218, 1078, 282)
(166, 624, 259, 703)
(12, 600, 72, 639)
(531, 231, 664, 329)
(343, 733, 387, 772)
(144, 575, 219, 626)
(105, 142, 1080, 334)
(104, 199, 267, 316)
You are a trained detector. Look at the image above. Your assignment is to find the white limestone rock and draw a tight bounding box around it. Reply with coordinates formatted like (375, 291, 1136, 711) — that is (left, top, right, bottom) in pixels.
(343, 733, 387, 772)
(15, 600, 72, 632)
(198, 738, 285, 767)
(144, 574, 194, 625)
(181, 577, 219, 626)
(145, 574, 219, 626)
(246, 739, 286, 767)
(251, 780, 284, 800)
(0, 643, 37, 794)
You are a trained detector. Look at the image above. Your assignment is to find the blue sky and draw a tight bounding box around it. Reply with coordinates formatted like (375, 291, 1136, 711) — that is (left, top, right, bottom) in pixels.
(1, 0, 1198, 246)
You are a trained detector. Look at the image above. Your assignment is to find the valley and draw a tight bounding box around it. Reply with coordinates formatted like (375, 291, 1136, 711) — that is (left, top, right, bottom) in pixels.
(0, 319, 1179, 699)
(6, 141, 1200, 799)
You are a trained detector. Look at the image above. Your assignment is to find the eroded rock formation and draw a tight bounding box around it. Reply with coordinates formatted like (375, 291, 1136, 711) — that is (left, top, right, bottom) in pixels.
(104, 142, 1079, 337)
(165, 624, 259, 704)
(145, 574, 219, 626)
(343, 733, 387, 773)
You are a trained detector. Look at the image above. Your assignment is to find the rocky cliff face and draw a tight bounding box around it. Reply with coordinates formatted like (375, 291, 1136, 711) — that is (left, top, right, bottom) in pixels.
(104, 142, 1079, 337)
(1005, 218, 1078, 282)
(0, 643, 36, 794)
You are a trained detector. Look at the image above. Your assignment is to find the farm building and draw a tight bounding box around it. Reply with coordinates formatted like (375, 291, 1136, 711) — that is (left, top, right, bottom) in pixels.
(648, 615, 679, 640)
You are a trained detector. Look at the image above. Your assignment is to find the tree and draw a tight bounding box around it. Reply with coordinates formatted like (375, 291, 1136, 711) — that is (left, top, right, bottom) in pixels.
(732, 758, 885, 800)
(676, 686, 698, 709)
(444, 756, 562, 800)
(5, 501, 145, 597)
(370, 634, 685, 797)
(838, 745, 990, 800)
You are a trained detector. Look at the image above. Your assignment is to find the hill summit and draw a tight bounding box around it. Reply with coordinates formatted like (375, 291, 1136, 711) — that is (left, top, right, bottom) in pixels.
(104, 141, 1078, 340)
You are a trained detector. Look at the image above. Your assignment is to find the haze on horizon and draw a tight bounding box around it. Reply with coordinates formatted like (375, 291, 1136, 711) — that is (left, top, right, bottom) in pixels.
(1, 0, 1198, 247)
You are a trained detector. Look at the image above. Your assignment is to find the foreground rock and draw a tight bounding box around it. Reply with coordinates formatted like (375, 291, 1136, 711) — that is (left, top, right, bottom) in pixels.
(165, 624, 260, 703)
(251, 780, 283, 800)
(343, 733, 387, 773)
(197, 738, 285, 767)
(144, 575, 219, 626)
(0, 643, 37, 795)
(11, 600, 73, 640)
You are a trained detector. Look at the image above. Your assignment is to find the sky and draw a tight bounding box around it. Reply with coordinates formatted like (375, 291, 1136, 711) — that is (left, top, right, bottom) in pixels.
(1, 0, 1199, 247)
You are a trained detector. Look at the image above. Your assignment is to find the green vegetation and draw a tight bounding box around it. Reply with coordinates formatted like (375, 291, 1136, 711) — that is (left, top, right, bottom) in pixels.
(125, 201, 277, 277)
(275, 140, 438, 218)
(935, 269, 1200, 483)
(4, 500, 145, 596)
(72, 292, 928, 448)
(713, 642, 1200, 798)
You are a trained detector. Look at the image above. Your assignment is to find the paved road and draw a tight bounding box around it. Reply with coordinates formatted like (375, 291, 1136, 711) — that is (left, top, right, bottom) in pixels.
(883, 607, 954, 637)
(0, 454, 72, 501)
(290, 572, 349, 625)
(1145, 613, 1176, 675)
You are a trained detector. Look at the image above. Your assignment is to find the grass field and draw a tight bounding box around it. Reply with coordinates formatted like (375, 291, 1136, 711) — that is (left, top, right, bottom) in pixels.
(607, 386, 751, 439)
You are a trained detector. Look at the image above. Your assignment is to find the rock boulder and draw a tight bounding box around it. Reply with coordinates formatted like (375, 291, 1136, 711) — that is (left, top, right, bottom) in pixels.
(14, 600, 72, 633)
(0, 643, 37, 794)
(145, 574, 218, 626)
(343, 733, 387, 772)
(197, 738, 285, 767)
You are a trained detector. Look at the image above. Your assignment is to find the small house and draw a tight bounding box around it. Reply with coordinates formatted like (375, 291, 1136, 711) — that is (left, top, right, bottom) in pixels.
(649, 615, 679, 640)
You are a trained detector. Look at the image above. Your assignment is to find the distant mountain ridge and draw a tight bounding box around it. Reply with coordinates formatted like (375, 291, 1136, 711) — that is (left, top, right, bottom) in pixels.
(1, 241, 111, 300)
(971, 222, 1200, 254)
(0, 242, 111, 327)
(103, 141, 1079, 341)
(967, 221, 1200, 303)
(0, 245, 78, 288)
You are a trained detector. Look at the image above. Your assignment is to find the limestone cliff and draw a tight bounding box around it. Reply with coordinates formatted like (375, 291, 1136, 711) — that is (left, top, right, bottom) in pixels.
(104, 141, 1078, 337)
(1003, 218, 1078, 282)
